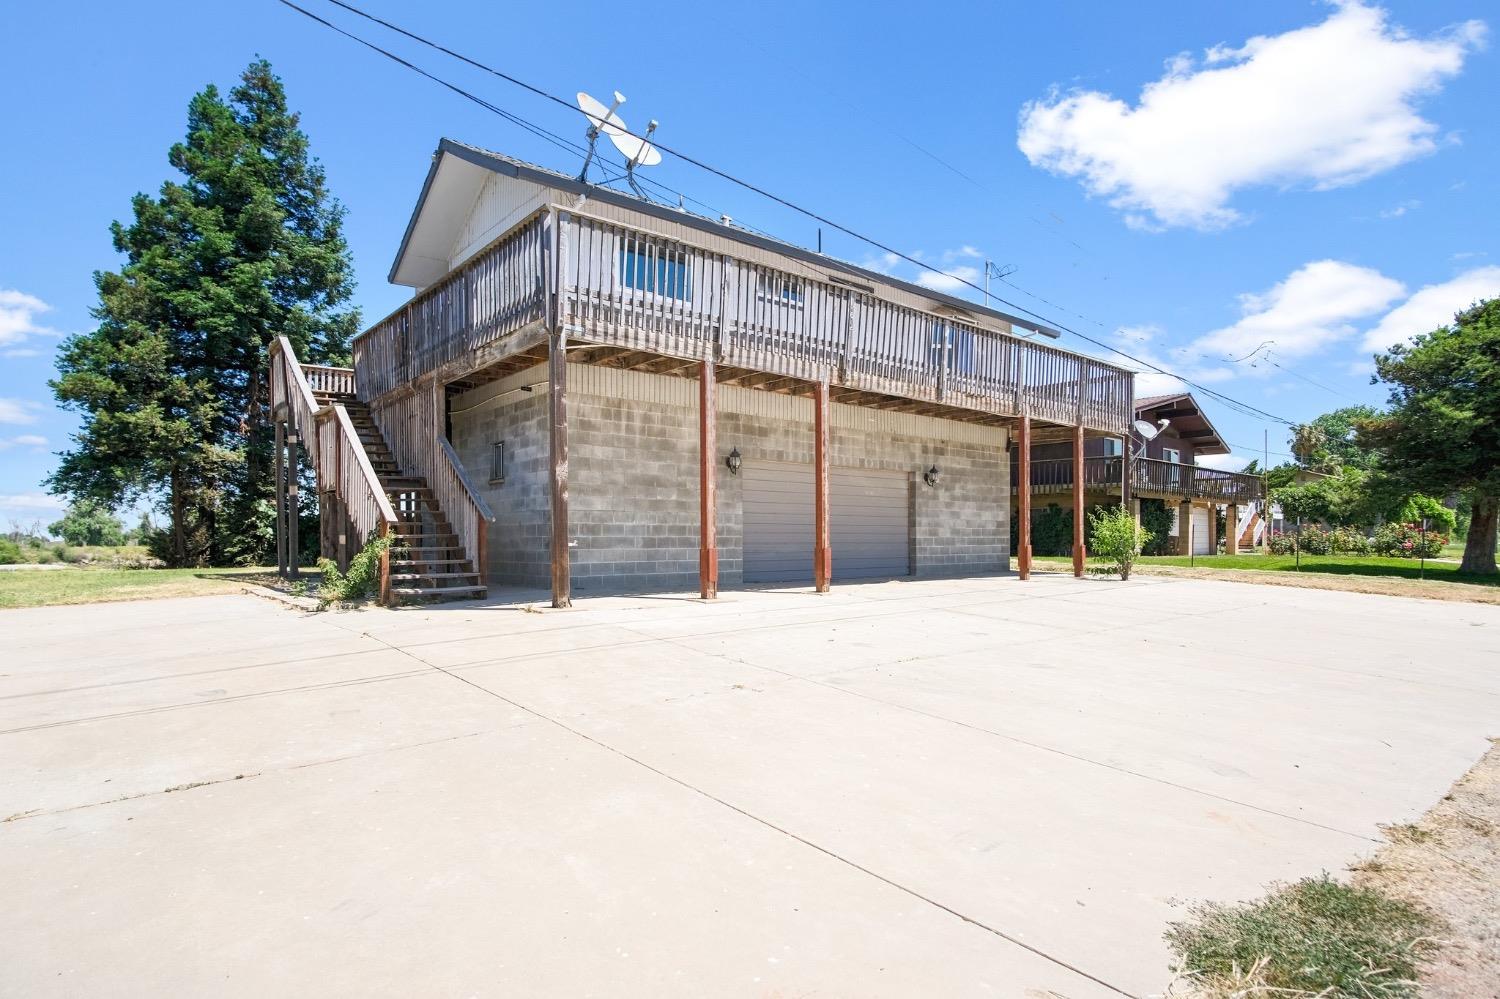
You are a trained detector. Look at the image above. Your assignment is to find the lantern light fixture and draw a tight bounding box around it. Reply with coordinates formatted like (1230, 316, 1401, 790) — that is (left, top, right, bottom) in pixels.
(726, 447, 742, 475)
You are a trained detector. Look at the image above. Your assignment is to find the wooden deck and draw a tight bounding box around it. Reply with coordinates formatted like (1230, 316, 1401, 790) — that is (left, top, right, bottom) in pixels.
(1017, 455, 1264, 504)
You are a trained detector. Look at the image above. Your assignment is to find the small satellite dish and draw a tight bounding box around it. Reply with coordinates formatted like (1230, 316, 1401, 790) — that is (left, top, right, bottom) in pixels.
(576, 91, 627, 137)
(1132, 418, 1167, 440)
(608, 120, 661, 168)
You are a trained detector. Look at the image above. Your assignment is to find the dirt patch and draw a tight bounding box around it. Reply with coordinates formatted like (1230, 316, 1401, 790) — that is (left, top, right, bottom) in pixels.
(1108, 564, 1500, 606)
(1356, 737, 1500, 997)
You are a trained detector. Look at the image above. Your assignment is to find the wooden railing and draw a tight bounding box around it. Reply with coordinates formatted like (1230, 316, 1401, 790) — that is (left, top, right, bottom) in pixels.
(558, 210, 1133, 433)
(270, 338, 398, 599)
(303, 364, 355, 398)
(368, 384, 494, 578)
(353, 211, 549, 400)
(350, 206, 1135, 434)
(1018, 455, 1262, 503)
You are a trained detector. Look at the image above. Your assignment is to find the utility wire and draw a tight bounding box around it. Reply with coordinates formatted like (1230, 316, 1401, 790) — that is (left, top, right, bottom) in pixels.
(276, 0, 1299, 428)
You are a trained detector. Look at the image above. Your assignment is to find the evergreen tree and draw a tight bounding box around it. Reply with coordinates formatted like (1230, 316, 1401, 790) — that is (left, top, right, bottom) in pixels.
(49, 59, 357, 566)
(1364, 298, 1500, 574)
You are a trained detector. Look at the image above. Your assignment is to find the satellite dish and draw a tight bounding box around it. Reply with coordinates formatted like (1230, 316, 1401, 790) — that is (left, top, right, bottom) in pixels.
(574, 88, 662, 198)
(576, 90, 627, 137)
(1132, 418, 1166, 440)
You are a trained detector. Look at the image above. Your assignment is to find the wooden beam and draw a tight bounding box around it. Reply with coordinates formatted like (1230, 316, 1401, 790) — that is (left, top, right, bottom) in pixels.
(1072, 423, 1086, 578)
(1177, 429, 1218, 439)
(699, 359, 718, 600)
(286, 425, 300, 580)
(549, 329, 572, 608)
(1225, 503, 1239, 556)
(813, 380, 831, 593)
(274, 419, 286, 577)
(1148, 406, 1199, 419)
(1017, 414, 1032, 580)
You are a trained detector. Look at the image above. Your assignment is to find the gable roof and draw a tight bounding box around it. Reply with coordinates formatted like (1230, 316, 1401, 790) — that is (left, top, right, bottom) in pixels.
(1133, 391, 1231, 456)
(389, 139, 1062, 339)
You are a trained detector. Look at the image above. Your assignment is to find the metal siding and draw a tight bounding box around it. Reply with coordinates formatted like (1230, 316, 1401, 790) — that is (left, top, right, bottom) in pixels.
(742, 461, 910, 583)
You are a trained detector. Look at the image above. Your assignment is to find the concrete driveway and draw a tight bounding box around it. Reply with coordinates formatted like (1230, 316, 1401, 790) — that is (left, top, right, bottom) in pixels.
(2, 575, 1497, 998)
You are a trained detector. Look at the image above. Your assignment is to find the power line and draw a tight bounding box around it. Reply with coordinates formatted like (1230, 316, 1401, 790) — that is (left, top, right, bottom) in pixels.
(275, 0, 1299, 428)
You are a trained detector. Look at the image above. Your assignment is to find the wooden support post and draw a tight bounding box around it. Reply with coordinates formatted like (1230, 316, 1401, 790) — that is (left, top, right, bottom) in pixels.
(274, 420, 287, 577)
(1120, 434, 1132, 506)
(548, 331, 572, 608)
(1072, 423, 1086, 578)
(699, 359, 718, 599)
(813, 380, 831, 593)
(378, 521, 392, 606)
(1208, 504, 1219, 554)
(1131, 497, 1142, 530)
(1177, 501, 1193, 556)
(286, 426, 300, 579)
(1017, 414, 1032, 580)
(1225, 503, 1239, 557)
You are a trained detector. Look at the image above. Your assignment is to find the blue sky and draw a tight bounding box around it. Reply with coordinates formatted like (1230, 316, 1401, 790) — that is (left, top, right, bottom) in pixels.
(1, 0, 1495, 529)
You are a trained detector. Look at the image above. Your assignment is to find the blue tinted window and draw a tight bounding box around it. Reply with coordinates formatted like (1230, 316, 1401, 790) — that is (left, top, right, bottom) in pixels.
(620, 247, 691, 300)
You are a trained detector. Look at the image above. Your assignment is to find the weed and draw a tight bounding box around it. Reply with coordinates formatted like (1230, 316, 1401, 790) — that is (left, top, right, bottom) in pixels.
(316, 533, 401, 608)
(1165, 875, 1440, 998)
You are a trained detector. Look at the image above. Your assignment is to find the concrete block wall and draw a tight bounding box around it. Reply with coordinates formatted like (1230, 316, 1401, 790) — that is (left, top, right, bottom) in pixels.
(449, 363, 1010, 592)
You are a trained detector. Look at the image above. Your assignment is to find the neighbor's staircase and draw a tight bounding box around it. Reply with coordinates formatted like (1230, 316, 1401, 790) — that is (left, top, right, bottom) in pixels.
(315, 387, 487, 604)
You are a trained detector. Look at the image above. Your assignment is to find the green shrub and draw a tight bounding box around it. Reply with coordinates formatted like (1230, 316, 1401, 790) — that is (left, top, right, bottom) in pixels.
(1330, 527, 1370, 555)
(0, 538, 23, 565)
(1268, 531, 1296, 555)
(316, 533, 401, 608)
(1088, 506, 1149, 580)
(1139, 499, 1176, 556)
(1166, 875, 1438, 999)
(1296, 525, 1333, 555)
(1372, 523, 1445, 559)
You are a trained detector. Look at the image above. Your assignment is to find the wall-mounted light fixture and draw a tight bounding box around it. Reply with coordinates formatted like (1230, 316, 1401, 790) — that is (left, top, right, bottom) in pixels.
(923, 465, 941, 488)
(726, 447, 742, 476)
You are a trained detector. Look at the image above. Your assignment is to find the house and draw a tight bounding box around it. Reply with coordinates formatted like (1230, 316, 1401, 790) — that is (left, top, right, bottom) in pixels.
(1019, 391, 1264, 555)
(268, 139, 1136, 604)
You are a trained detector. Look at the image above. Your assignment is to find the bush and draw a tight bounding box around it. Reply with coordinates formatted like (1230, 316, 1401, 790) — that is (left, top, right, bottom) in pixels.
(1267, 531, 1296, 555)
(316, 533, 401, 608)
(0, 538, 22, 565)
(1372, 523, 1445, 559)
(1330, 527, 1370, 555)
(1088, 506, 1149, 580)
(1140, 499, 1176, 556)
(1166, 875, 1438, 999)
(1393, 494, 1456, 536)
(1296, 525, 1333, 555)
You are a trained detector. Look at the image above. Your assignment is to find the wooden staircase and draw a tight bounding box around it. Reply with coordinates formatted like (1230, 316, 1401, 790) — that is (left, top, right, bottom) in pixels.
(318, 390, 487, 604)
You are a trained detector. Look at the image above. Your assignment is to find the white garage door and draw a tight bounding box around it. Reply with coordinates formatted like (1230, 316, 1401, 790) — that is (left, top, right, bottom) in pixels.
(1191, 506, 1213, 555)
(742, 461, 911, 583)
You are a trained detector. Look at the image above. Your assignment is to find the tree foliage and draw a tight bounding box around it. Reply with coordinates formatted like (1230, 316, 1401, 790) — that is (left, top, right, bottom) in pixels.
(1363, 298, 1500, 573)
(1290, 406, 1382, 472)
(48, 60, 357, 567)
(48, 499, 128, 547)
(1088, 506, 1149, 580)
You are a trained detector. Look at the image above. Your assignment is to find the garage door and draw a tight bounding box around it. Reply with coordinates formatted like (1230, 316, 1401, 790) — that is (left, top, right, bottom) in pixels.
(1191, 506, 1212, 555)
(742, 461, 911, 583)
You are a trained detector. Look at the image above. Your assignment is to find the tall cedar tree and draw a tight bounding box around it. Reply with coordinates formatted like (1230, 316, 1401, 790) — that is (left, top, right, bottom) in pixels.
(49, 61, 357, 566)
(1364, 298, 1500, 574)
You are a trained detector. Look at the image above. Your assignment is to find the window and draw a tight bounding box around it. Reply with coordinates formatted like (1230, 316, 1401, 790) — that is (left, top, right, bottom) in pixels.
(1103, 438, 1123, 457)
(756, 273, 805, 307)
(1162, 448, 1181, 464)
(490, 441, 506, 484)
(620, 246, 691, 300)
(928, 321, 976, 374)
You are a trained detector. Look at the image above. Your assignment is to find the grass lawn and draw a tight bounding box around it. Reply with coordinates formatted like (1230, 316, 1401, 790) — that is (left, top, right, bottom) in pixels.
(1036, 553, 1500, 587)
(0, 565, 291, 609)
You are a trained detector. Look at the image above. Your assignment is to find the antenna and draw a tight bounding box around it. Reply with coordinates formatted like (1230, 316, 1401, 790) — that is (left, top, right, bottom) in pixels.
(575, 90, 627, 183)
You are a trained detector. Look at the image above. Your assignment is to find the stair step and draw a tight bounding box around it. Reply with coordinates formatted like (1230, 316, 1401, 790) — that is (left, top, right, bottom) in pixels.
(390, 585, 487, 600)
(390, 570, 481, 580)
(391, 559, 473, 569)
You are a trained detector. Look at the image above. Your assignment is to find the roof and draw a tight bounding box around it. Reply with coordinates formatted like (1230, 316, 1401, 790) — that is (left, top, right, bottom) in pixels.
(1133, 391, 1231, 456)
(389, 139, 1062, 339)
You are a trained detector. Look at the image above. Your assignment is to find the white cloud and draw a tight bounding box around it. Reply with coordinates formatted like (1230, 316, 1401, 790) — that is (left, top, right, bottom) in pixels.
(0, 288, 62, 353)
(1196, 452, 1253, 472)
(0, 493, 64, 531)
(1378, 199, 1421, 219)
(1108, 323, 1233, 397)
(0, 398, 43, 425)
(3, 348, 43, 359)
(1017, 3, 1485, 229)
(1189, 260, 1404, 364)
(0, 434, 48, 451)
(1360, 265, 1500, 352)
(915, 264, 981, 293)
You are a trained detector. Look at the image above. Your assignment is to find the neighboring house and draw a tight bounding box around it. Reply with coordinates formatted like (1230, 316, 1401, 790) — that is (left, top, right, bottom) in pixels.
(1019, 392, 1264, 555)
(269, 139, 1135, 604)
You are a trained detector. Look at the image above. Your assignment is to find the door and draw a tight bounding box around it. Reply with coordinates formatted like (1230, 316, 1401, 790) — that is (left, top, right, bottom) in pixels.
(742, 461, 911, 583)
(1191, 506, 1212, 555)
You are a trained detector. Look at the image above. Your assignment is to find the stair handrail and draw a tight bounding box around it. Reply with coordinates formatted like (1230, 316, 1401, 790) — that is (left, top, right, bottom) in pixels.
(330, 403, 400, 604)
(273, 336, 324, 449)
(438, 436, 496, 524)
